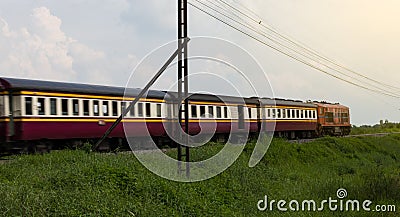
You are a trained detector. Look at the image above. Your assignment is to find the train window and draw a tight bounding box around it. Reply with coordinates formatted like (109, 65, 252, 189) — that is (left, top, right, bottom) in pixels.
(62, 99, 68, 116)
(93, 101, 99, 116)
(342, 113, 349, 122)
(129, 104, 135, 117)
(112, 101, 118, 116)
(216, 106, 222, 118)
(146, 103, 151, 117)
(121, 102, 126, 114)
(267, 109, 271, 118)
(200, 106, 206, 118)
(326, 112, 334, 122)
(50, 98, 57, 115)
(138, 103, 144, 117)
(277, 109, 281, 118)
(292, 110, 295, 119)
(282, 109, 286, 118)
(191, 105, 197, 118)
(25, 97, 33, 115)
(301, 110, 304, 118)
(224, 107, 228, 118)
(83, 100, 89, 116)
(37, 98, 45, 115)
(73, 99, 79, 116)
(305, 110, 308, 118)
(296, 110, 299, 119)
(102, 101, 109, 116)
(248, 107, 252, 119)
(319, 108, 324, 114)
(208, 106, 214, 118)
(287, 109, 291, 118)
(156, 104, 162, 117)
(272, 109, 276, 118)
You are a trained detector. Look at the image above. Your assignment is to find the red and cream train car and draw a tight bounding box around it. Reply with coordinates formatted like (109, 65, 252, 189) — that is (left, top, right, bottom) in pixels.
(0, 77, 351, 152)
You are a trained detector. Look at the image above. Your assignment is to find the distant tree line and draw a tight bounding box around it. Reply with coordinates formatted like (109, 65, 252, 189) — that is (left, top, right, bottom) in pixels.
(351, 120, 400, 135)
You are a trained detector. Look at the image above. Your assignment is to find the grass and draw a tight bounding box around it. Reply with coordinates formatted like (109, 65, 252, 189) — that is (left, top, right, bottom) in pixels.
(0, 135, 399, 216)
(351, 122, 400, 135)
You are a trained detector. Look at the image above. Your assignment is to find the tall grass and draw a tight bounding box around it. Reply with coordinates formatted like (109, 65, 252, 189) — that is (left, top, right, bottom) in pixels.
(0, 135, 399, 216)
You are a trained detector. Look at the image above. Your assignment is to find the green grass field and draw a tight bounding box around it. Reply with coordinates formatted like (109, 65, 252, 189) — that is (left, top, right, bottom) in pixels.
(1, 135, 399, 216)
(351, 122, 400, 135)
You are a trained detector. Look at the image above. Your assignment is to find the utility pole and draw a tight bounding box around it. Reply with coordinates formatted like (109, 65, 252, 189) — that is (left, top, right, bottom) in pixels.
(177, 0, 190, 177)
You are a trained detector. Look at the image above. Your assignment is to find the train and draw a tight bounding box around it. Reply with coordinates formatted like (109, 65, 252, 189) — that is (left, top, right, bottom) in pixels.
(0, 77, 351, 152)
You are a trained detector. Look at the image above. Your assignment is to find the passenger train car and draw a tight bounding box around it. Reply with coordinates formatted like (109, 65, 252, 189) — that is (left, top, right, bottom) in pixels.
(0, 77, 351, 152)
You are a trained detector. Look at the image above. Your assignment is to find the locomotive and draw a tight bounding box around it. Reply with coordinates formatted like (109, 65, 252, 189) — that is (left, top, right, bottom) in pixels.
(0, 77, 351, 152)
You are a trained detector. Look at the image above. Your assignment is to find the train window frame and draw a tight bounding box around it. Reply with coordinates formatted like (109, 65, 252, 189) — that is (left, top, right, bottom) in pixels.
(272, 108, 276, 119)
(25, 96, 33, 115)
(138, 102, 144, 117)
(102, 101, 109, 116)
(129, 103, 135, 117)
(208, 106, 214, 118)
(305, 110, 308, 118)
(37, 97, 45, 115)
(121, 101, 126, 116)
(50, 98, 57, 116)
(112, 101, 118, 116)
(61, 99, 69, 116)
(224, 107, 228, 119)
(282, 109, 286, 119)
(156, 104, 162, 117)
(248, 107, 252, 119)
(200, 105, 206, 118)
(83, 100, 89, 116)
(267, 108, 271, 118)
(277, 109, 281, 119)
(93, 100, 99, 116)
(146, 103, 151, 118)
(216, 106, 222, 118)
(72, 99, 79, 116)
(191, 105, 197, 118)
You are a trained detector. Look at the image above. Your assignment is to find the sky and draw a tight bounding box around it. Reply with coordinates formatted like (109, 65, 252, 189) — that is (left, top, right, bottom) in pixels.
(0, 0, 399, 125)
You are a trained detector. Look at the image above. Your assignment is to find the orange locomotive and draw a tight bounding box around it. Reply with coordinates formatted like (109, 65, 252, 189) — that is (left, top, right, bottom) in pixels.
(314, 102, 351, 136)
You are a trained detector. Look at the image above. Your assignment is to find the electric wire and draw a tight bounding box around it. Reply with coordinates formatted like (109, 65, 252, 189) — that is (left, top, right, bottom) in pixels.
(217, 0, 400, 92)
(189, 0, 400, 98)
(188, 0, 400, 98)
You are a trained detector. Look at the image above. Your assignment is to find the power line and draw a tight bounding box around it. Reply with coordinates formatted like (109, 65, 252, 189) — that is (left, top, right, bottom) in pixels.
(188, 0, 400, 98)
(217, 0, 400, 92)
(190, 0, 400, 97)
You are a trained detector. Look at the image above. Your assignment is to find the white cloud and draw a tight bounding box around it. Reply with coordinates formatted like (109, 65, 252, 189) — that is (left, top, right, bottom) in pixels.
(0, 6, 136, 84)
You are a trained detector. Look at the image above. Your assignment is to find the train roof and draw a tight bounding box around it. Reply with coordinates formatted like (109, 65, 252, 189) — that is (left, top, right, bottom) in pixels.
(167, 92, 258, 104)
(313, 101, 349, 109)
(0, 77, 167, 99)
(259, 98, 317, 108)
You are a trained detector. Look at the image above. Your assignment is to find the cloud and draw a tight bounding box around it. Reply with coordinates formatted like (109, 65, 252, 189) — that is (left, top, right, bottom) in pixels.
(0, 6, 136, 84)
